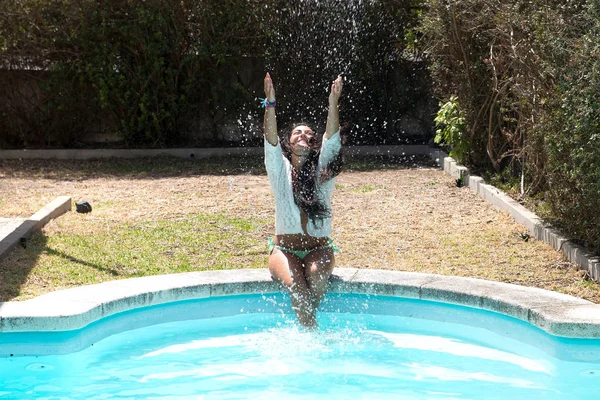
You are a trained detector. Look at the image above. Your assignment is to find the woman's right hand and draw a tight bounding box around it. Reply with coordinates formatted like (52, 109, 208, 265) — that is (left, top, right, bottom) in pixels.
(264, 73, 276, 102)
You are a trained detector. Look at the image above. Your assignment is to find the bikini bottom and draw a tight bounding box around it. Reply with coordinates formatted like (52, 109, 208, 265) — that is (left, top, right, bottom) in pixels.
(267, 237, 339, 260)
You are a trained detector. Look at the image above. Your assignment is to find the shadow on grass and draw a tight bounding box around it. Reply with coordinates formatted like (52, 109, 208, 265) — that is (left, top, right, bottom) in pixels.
(43, 248, 119, 276)
(0, 154, 437, 181)
(0, 233, 47, 303)
(0, 233, 121, 303)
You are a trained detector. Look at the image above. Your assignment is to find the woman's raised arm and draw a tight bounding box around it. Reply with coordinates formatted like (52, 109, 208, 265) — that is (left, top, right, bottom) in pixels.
(263, 73, 278, 146)
(325, 75, 343, 140)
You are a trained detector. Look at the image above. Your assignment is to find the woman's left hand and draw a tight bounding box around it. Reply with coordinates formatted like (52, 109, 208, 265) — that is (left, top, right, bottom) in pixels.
(329, 75, 343, 106)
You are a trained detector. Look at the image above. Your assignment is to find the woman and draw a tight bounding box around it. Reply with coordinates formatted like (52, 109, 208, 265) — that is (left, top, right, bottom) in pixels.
(263, 72, 344, 327)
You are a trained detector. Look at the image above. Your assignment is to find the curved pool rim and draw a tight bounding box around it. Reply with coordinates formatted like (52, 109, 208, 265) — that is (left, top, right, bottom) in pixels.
(1, 268, 599, 338)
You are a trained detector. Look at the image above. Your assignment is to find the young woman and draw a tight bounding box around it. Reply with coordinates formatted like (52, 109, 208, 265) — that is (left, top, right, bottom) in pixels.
(263, 72, 343, 327)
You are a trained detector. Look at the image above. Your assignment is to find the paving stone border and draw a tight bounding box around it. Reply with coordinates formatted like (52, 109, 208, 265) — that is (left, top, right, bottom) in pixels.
(1, 268, 600, 339)
(430, 151, 600, 282)
(0, 196, 71, 259)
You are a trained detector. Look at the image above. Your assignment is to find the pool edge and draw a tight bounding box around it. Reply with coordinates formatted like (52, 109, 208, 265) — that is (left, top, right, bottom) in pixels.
(1, 268, 599, 338)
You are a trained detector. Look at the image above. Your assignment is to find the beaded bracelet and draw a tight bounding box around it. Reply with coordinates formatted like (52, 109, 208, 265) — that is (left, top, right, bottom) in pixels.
(260, 98, 277, 108)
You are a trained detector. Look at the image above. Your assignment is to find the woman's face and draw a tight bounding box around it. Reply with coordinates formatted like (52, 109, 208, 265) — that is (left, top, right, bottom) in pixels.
(289, 125, 316, 152)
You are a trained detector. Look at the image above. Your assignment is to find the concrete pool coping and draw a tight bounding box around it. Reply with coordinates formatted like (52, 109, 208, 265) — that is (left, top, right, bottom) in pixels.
(1, 268, 600, 339)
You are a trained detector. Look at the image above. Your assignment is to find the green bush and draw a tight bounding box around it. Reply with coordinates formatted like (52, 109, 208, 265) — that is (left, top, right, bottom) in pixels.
(0, 0, 98, 147)
(1, 0, 431, 148)
(77, 1, 190, 146)
(544, 1, 600, 252)
(421, 0, 556, 174)
(76, 0, 265, 147)
(434, 96, 468, 164)
(0, 0, 263, 148)
(421, 0, 600, 252)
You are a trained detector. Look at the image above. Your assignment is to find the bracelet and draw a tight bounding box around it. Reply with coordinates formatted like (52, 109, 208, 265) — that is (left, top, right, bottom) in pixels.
(260, 98, 277, 108)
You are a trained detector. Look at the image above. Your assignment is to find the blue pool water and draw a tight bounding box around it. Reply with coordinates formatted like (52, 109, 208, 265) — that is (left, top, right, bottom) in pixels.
(0, 293, 599, 399)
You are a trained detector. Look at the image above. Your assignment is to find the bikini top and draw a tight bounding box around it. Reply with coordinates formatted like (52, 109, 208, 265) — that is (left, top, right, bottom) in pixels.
(264, 130, 341, 237)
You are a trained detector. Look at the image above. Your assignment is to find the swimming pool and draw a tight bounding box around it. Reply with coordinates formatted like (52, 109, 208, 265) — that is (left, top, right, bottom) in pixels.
(1, 269, 600, 399)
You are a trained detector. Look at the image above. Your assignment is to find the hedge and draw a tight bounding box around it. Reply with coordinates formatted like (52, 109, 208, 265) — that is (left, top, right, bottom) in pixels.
(0, 0, 430, 148)
(421, 0, 600, 253)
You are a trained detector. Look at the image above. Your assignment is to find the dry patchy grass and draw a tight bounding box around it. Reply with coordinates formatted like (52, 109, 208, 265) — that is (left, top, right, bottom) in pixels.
(1, 157, 598, 302)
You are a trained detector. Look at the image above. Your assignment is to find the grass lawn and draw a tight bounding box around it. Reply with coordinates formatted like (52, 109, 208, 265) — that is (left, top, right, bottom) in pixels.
(1, 155, 599, 302)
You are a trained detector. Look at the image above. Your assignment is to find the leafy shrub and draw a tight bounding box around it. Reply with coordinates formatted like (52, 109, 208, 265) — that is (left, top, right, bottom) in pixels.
(0, 0, 263, 147)
(422, 0, 600, 252)
(76, 1, 191, 146)
(1, 0, 432, 148)
(434, 96, 468, 164)
(544, 1, 600, 252)
(76, 0, 265, 147)
(0, 0, 99, 147)
(421, 0, 549, 174)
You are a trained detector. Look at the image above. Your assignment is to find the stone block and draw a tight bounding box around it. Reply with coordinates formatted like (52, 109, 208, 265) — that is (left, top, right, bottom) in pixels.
(443, 157, 455, 174)
(455, 165, 470, 184)
(588, 260, 600, 281)
(29, 196, 71, 232)
(478, 183, 503, 206)
(468, 176, 484, 193)
(0, 196, 72, 260)
(428, 150, 448, 168)
(533, 225, 569, 250)
(0, 220, 37, 259)
(449, 161, 458, 178)
(561, 241, 598, 274)
(503, 199, 542, 234)
(476, 184, 542, 233)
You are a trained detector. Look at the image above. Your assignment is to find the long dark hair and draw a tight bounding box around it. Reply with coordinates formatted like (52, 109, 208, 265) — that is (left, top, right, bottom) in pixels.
(279, 123, 344, 224)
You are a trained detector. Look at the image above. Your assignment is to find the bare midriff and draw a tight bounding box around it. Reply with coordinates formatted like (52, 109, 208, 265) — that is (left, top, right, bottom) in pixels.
(274, 211, 328, 249)
(274, 234, 328, 250)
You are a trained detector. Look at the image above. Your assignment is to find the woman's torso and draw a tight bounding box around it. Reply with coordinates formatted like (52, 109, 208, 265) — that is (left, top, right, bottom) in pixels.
(274, 211, 328, 249)
(265, 132, 341, 242)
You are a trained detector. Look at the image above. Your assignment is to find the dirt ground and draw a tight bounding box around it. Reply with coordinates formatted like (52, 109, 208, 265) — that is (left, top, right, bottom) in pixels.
(1, 156, 599, 302)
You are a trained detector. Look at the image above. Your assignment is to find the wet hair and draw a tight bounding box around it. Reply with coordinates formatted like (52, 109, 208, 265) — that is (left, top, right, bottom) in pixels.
(279, 122, 345, 224)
